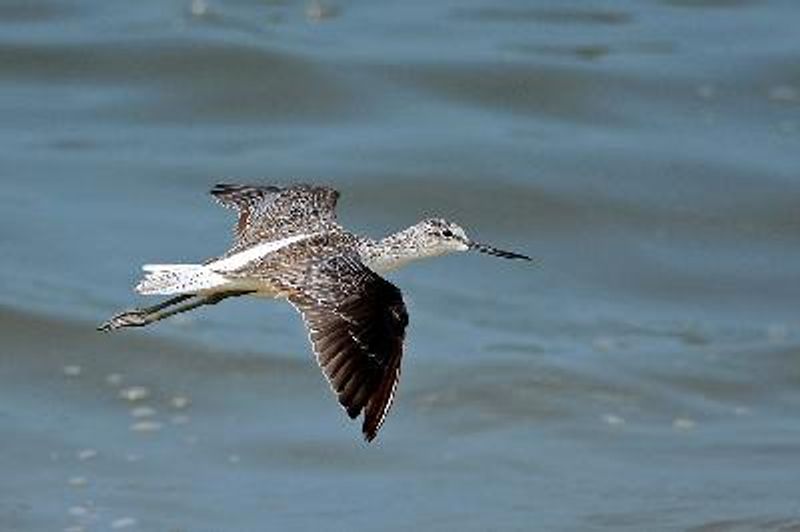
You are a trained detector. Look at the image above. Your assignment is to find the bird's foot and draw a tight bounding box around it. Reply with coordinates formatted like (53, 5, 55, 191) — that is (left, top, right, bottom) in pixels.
(97, 309, 150, 332)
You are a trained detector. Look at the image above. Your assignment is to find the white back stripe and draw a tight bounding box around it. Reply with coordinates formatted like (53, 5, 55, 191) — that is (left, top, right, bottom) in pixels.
(207, 233, 316, 272)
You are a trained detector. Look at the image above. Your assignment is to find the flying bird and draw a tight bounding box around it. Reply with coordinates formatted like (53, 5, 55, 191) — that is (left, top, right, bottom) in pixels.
(99, 184, 532, 441)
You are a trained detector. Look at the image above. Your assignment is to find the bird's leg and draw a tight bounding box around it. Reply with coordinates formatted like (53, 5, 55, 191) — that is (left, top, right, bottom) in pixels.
(98, 291, 251, 332)
(98, 294, 199, 331)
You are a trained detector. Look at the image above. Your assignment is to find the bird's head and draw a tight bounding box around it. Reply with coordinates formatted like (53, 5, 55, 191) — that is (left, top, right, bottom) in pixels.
(411, 218, 533, 261)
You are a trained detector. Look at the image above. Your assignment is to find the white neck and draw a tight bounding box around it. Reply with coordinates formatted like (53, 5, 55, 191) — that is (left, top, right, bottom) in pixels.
(363, 252, 421, 275)
(358, 226, 452, 275)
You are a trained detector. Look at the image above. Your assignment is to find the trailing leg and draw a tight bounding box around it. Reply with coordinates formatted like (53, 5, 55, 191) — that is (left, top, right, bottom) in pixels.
(97, 291, 251, 332)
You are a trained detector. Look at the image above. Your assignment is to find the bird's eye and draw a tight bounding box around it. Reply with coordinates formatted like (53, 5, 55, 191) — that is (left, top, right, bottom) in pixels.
(442, 229, 453, 237)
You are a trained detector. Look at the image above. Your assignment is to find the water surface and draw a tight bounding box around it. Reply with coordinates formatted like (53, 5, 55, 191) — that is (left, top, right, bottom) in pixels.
(1, 0, 799, 530)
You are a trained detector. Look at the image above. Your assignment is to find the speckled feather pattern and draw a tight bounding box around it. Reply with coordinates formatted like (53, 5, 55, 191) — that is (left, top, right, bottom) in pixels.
(211, 183, 342, 254)
(106, 183, 530, 441)
(210, 184, 407, 440)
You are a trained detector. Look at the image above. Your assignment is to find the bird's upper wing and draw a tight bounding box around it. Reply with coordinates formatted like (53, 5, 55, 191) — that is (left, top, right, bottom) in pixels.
(275, 252, 408, 442)
(210, 183, 340, 250)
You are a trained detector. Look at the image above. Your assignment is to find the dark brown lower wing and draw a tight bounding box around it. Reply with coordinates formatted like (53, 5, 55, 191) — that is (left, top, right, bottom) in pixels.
(286, 255, 408, 442)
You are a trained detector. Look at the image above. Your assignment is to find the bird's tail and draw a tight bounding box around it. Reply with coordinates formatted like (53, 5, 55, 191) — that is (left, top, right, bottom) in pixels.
(136, 264, 230, 295)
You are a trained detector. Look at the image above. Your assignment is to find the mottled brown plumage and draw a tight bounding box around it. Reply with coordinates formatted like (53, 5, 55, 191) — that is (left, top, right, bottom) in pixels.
(211, 184, 340, 253)
(210, 185, 405, 440)
(100, 183, 532, 442)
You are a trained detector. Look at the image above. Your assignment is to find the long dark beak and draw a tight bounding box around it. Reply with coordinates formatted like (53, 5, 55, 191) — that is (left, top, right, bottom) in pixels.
(468, 241, 533, 261)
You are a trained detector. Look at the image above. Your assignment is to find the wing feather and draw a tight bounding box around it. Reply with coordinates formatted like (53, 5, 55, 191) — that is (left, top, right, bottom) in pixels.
(284, 254, 408, 442)
(210, 183, 340, 250)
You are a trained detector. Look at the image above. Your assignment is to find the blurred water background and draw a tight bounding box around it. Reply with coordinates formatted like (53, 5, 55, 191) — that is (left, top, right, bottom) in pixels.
(1, 0, 799, 530)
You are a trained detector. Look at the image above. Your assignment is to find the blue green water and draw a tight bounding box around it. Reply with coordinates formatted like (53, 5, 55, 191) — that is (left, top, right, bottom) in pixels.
(1, 1, 799, 530)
